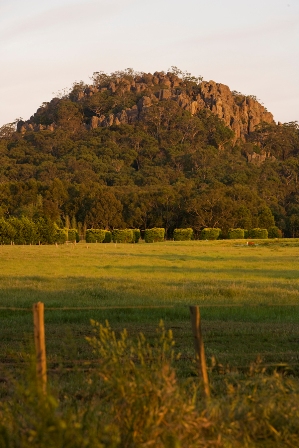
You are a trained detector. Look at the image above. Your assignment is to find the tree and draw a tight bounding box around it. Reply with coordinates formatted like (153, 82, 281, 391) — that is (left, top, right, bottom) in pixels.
(84, 187, 123, 229)
(258, 207, 275, 229)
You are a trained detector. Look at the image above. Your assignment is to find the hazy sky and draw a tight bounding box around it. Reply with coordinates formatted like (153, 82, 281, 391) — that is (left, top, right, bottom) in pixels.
(1, 0, 298, 126)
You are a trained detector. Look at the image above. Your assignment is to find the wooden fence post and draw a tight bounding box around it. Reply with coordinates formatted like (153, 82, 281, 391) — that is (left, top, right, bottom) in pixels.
(189, 305, 210, 398)
(33, 302, 47, 394)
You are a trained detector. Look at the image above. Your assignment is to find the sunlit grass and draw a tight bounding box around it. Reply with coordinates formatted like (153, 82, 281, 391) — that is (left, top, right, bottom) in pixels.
(0, 240, 298, 307)
(0, 239, 299, 381)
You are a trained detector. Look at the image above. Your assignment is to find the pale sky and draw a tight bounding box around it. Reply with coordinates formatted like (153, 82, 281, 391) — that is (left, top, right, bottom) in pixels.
(1, 0, 299, 127)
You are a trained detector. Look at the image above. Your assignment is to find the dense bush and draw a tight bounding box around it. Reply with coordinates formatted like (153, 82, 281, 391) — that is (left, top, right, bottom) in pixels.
(248, 228, 268, 239)
(133, 229, 141, 243)
(67, 229, 79, 243)
(268, 226, 282, 238)
(36, 218, 58, 244)
(55, 228, 68, 244)
(200, 228, 221, 240)
(112, 229, 134, 243)
(173, 228, 193, 241)
(228, 228, 245, 239)
(144, 228, 165, 243)
(103, 230, 112, 243)
(85, 229, 106, 243)
(0, 218, 16, 244)
(8, 217, 38, 245)
(0, 217, 74, 245)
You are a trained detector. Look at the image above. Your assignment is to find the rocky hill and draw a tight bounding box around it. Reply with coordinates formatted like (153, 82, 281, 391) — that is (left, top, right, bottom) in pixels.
(17, 69, 273, 141)
(1, 69, 298, 238)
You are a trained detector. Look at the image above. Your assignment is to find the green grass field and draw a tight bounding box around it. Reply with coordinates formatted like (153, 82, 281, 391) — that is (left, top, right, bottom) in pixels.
(1, 239, 299, 378)
(1, 240, 299, 446)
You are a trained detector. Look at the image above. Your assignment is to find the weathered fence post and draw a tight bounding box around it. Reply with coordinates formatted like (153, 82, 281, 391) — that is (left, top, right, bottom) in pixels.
(33, 302, 47, 394)
(189, 305, 210, 398)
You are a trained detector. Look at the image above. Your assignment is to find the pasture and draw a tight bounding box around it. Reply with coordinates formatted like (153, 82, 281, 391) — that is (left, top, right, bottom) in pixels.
(1, 239, 299, 446)
(1, 239, 299, 378)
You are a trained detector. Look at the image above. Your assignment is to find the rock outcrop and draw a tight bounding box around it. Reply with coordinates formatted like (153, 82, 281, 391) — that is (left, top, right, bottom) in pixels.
(246, 151, 276, 165)
(18, 71, 274, 142)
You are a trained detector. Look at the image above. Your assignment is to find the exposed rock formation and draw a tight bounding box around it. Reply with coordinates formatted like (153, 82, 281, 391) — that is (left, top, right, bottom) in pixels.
(18, 71, 274, 142)
(83, 72, 274, 141)
(246, 151, 276, 165)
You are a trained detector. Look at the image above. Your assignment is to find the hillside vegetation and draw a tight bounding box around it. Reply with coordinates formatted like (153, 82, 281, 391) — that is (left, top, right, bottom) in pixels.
(0, 68, 299, 237)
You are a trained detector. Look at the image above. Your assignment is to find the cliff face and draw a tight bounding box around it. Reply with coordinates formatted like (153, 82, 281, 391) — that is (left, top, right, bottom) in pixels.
(17, 71, 274, 140)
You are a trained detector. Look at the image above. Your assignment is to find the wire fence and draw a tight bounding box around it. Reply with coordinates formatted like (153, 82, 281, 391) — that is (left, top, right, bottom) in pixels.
(1, 303, 299, 380)
(1, 303, 299, 311)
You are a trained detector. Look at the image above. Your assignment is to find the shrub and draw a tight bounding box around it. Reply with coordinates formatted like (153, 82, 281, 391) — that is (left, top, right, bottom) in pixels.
(55, 228, 68, 244)
(200, 228, 221, 240)
(173, 228, 193, 241)
(133, 229, 141, 243)
(112, 229, 134, 243)
(268, 226, 282, 238)
(85, 229, 106, 243)
(144, 228, 165, 243)
(0, 218, 16, 244)
(228, 228, 245, 239)
(35, 218, 58, 244)
(67, 229, 79, 243)
(8, 217, 38, 245)
(248, 228, 268, 239)
(103, 230, 112, 243)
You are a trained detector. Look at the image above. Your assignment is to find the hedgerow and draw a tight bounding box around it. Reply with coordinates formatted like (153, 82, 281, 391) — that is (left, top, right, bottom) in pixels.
(55, 228, 68, 244)
(200, 228, 221, 240)
(67, 229, 79, 243)
(144, 228, 165, 243)
(248, 228, 268, 239)
(173, 228, 193, 241)
(228, 228, 245, 239)
(103, 231, 112, 243)
(133, 229, 141, 243)
(112, 229, 134, 243)
(85, 229, 106, 243)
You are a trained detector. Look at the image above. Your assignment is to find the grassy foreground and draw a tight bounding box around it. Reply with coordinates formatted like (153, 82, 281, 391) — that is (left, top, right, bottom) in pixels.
(1, 240, 299, 446)
(1, 239, 299, 367)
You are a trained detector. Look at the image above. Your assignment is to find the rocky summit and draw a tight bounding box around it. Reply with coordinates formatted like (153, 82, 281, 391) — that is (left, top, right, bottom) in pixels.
(17, 70, 273, 141)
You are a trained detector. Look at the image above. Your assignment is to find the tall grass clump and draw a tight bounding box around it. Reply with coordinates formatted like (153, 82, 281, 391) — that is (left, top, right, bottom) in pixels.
(86, 320, 216, 447)
(0, 322, 217, 448)
(208, 362, 299, 447)
(0, 367, 120, 448)
(1, 323, 299, 447)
